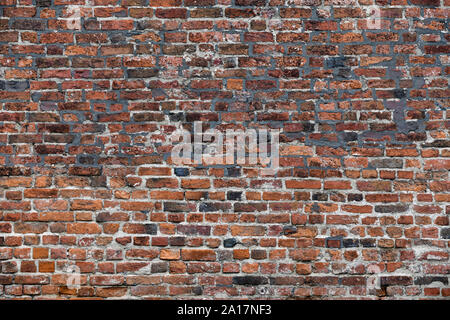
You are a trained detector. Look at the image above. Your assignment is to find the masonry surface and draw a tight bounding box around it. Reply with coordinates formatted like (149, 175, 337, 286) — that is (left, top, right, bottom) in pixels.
(0, 0, 449, 300)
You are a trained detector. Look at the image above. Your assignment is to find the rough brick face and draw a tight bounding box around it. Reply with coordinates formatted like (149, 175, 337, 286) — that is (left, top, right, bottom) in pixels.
(0, 0, 449, 300)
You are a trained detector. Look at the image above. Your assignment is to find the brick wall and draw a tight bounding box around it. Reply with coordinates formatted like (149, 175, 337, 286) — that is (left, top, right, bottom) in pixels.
(0, 0, 449, 299)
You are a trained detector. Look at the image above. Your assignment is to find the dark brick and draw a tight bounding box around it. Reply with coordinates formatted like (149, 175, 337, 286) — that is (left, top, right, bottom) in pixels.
(282, 226, 297, 236)
(251, 250, 266, 260)
(177, 225, 210, 236)
(326, 57, 348, 68)
(343, 239, 360, 248)
(380, 276, 413, 286)
(441, 228, 450, 239)
(36, 0, 52, 6)
(164, 202, 191, 212)
(422, 140, 450, 148)
(199, 202, 230, 212)
(341, 277, 366, 286)
(348, 193, 363, 202)
(144, 224, 157, 235)
(304, 276, 339, 286)
(360, 239, 376, 248)
(36, 58, 69, 68)
(127, 69, 159, 78)
(151, 262, 168, 273)
(370, 159, 403, 168)
(225, 167, 241, 177)
(227, 191, 242, 201)
(414, 276, 448, 286)
(169, 113, 185, 122)
(375, 205, 409, 213)
(169, 237, 185, 246)
(223, 238, 238, 248)
(410, 0, 440, 6)
(343, 132, 358, 142)
(192, 286, 203, 295)
(4, 81, 29, 91)
(12, 19, 46, 30)
(393, 89, 406, 99)
(335, 68, 351, 79)
(232, 276, 268, 286)
(235, 0, 266, 5)
(79, 155, 96, 165)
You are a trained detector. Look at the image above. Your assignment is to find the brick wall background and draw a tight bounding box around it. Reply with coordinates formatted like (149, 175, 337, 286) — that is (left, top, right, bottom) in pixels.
(0, 0, 449, 299)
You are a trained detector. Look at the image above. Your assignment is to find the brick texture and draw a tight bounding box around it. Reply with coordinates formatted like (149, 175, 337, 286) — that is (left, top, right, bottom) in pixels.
(0, 0, 449, 299)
